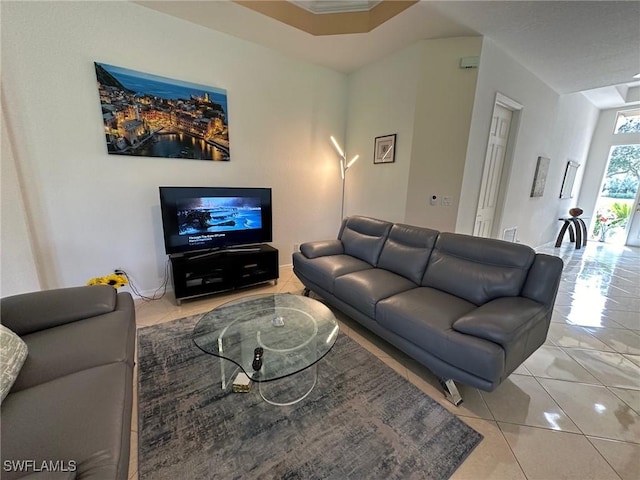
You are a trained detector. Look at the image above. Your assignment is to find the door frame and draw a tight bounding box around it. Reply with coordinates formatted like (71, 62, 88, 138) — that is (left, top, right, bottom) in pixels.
(475, 92, 523, 238)
(624, 182, 640, 246)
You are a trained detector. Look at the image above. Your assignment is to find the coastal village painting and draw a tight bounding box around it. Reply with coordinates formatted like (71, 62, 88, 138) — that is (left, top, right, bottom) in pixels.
(94, 62, 229, 161)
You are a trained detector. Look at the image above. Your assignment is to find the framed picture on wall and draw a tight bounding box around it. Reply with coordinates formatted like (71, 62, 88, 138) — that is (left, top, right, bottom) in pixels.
(560, 160, 580, 199)
(530, 156, 550, 197)
(94, 62, 230, 161)
(373, 134, 396, 164)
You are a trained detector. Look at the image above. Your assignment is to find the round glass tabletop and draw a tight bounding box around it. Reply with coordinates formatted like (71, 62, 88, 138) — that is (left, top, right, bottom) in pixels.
(193, 293, 339, 383)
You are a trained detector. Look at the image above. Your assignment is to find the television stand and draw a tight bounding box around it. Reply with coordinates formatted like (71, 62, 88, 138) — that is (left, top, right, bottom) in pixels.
(169, 244, 279, 305)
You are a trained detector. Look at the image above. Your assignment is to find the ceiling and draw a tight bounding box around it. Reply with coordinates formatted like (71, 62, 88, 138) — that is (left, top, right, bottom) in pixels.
(136, 0, 640, 108)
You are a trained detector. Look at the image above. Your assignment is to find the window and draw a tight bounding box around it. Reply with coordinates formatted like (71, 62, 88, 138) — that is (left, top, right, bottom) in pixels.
(614, 108, 640, 134)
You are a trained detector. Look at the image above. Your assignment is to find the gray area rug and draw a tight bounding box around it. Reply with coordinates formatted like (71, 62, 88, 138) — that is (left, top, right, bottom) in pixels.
(137, 315, 482, 479)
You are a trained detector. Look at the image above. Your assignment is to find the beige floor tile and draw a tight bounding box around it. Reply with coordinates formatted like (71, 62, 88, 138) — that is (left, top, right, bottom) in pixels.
(538, 378, 640, 443)
(336, 319, 352, 336)
(583, 326, 640, 355)
(550, 309, 567, 326)
(554, 292, 578, 306)
(604, 297, 640, 312)
(499, 423, 620, 480)
(547, 324, 614, 351)
(553, 304, 625, 329)
(557, 304, 628, 328)
(406, 363, 494, 420)
(480, 375, 580, 432)
(523, 345, 601, 384)
(600, 310, 640, 330)
(624, 353, 640, 367)
(608, 387, 640, 415)
(564, 349, 640, 389)
(277, 279, 302, 294)
(278, 266, 294, 282)
(450, 418, 526, 480)
(128, 430, 138, 480)
(588, 437, 640, 480)
(131, 367, 138, 433)
(511, 363, 532, 376)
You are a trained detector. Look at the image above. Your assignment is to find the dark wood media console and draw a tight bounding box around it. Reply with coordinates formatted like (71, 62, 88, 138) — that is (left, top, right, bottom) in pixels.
(169, 244, 279, 304)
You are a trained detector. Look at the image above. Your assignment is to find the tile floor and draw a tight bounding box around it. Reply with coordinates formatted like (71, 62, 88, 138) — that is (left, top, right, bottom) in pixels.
(128, 241, 639, 480)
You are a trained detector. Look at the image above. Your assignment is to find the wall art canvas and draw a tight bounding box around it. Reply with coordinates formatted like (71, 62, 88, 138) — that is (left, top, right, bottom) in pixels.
(560, 160, 580, 199)
(530, 156, 550, 197)
(374, 134, 396, 164)
(94, 62, 229, 161)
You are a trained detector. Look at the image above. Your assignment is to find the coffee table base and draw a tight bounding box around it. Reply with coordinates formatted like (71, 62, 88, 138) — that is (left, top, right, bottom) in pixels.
(257, 364, 317, 406)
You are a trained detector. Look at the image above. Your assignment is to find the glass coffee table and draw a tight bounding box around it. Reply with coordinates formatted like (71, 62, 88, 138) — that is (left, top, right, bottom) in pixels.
(193, 293, 339, 405)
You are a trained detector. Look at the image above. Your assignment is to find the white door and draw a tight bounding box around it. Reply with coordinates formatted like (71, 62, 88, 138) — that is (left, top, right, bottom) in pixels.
(625, 190, 640, 247)
(473, 104, 513, 238)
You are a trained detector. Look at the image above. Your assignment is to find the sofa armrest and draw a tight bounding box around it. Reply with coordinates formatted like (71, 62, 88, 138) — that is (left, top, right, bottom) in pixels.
(522, 254, 564, 306)
(1, 285, 118, 336)
(300, 240, 344, 259)
(452, 297, 548, 346)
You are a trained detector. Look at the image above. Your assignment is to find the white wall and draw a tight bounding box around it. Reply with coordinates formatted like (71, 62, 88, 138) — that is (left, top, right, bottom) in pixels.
(404, 37, 482, 232)
(1, 1, 347, 293)
(344, 41, 423, 223)
(344, 36, 482, 231)
(457, 38, 599, 247)
(1, 104, 41, 296)
(548, 93, 600, 239)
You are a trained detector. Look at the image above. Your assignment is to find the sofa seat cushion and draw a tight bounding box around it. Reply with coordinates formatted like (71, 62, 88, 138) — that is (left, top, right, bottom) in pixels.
(10, 308, 135, 392)
(377, 287, 505, 381)
(292, 253, 372, 294)
(0, 325, 28, 403)
(334, 269, 417, 318)
(1, 363, 132, 480)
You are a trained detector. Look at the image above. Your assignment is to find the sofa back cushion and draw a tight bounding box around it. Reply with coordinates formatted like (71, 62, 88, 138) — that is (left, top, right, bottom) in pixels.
(338, 216, 392, 266)
(378, 224, 439, 284)
(422, 233, 536, 305)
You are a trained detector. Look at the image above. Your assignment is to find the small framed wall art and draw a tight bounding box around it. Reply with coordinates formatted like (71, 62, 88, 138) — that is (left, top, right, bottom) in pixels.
(560, 160, 580, 199)
(373, 134, 396, 164)
(530, 156, 550, 197)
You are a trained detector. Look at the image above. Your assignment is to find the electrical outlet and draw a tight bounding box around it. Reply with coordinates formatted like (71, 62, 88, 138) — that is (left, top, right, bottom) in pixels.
(442, 196, 453, 206)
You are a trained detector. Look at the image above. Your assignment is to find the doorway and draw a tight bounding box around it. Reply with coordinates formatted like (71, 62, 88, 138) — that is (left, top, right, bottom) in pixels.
(591, 144, 640, 244)
(473, 93, 522, 238)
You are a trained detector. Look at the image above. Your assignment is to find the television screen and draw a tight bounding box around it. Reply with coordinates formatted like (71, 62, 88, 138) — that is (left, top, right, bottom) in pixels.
(160, 187, 272, 255)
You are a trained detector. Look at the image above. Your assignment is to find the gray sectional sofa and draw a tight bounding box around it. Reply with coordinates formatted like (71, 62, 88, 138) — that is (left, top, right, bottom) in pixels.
(1, 285, 136, 480)
(293, 216, 563, 404)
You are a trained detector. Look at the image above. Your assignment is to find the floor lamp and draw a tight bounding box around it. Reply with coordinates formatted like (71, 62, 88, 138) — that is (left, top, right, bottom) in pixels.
(330, 136, 359, 219)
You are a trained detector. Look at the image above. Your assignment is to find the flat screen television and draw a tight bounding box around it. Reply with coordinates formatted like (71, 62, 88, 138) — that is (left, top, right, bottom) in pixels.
(159, 186, 273, 255)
